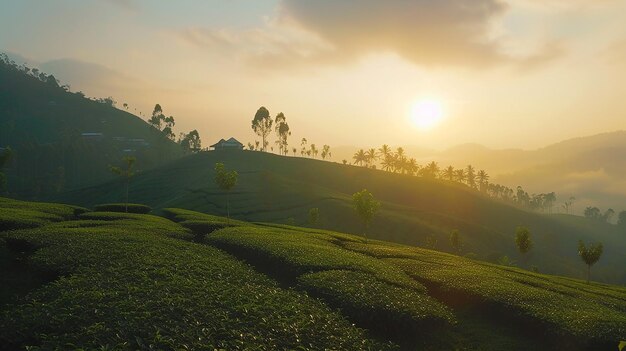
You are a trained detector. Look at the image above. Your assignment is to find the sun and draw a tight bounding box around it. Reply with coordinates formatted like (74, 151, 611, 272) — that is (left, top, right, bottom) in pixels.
(410, 99, 445, 130)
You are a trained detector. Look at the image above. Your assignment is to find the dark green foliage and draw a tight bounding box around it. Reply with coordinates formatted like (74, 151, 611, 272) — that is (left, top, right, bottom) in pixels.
(449, 229, 461, 254)
(0, 197, 88, 231)
(342, 241, 626, 345)
(52, 151, 626, 284)
(308, 207, 320, 225)
(352, 189, 380, 237)
(298, 270, 455, 338)
(94, 203, 151, 214)
(0, 213, 389, 350)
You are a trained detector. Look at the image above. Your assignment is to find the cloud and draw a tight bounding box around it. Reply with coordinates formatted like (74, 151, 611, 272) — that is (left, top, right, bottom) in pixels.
(179, 0, 564, 70)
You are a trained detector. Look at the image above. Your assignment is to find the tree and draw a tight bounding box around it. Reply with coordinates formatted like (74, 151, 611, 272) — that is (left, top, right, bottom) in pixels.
(214, 163, 238, 224)
(618, 210, 626, 228)
(0, 147, 13, 194)
(577, 240, 603, 283)
(309, 208, 320, 226)
(365, 148, 377, 167)
(353, 149, 367, 166)
(562, 196, 576, 214)
(584, 206, 601, 220)
(274, 113, 290, 155)
(449, 230, 461, 255)
(292, 147, 297, 156)
(179, 130, 202, 153)
(465, 165, 476, 188)
(443, 166, 455, 182)
(110, 156, 136, 213)
(515, 226, 533, 267)
(352, 189, 380, 240)
(252, 107, 273, 152)
(321, 145, 331, 160)
(300, 138, 307, 156)
(148, 104, 176, 141)
(603, 208, 615, 223)
(378, 144, 391, 160)
(310, 144, 318, 158)
(477, 170, 489, 191)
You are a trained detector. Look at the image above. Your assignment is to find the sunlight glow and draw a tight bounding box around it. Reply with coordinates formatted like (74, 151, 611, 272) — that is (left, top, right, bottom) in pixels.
(410, 99, 445, 131)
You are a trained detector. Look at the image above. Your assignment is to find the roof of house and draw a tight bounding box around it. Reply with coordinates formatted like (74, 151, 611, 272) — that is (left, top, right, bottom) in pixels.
(210, 137, 243, 147)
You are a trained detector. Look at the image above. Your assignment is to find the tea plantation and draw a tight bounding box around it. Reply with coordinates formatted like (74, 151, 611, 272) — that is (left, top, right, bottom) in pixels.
(1, 197, 625, 350)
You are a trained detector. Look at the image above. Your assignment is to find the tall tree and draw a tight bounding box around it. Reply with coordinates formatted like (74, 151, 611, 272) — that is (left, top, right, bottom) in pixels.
(0, 147, 13, 194)
(300, 138, 308, 156)
(214, 163, 238, 224)
(618, 210, 626, 228)
(365, 148, 377, 167)
(321, 145, 331, 160)
(353, 149, 366, 166)
(378, 144, 391, 160)
(310, 144, 319, 158)
(477, 170, 489, 191)
(110, 156, 136, 213)
(562, 196, 576, 214)
(443, 166, 455, 181)
(274, 112, 290, 155)
(179, 130, 202, 153)
(577, 241, 603, 283)
(465, 165, 476, 188)
(352, 189, 380, 240)
(515, 226, 533, 267)
(251, 107, 273, 152)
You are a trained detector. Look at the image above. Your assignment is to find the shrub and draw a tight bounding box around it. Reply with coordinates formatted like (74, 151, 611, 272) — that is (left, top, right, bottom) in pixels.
(93, 203, 152, 214)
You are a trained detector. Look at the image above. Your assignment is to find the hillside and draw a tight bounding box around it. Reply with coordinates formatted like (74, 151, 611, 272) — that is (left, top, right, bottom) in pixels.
(1, 197, 625, 350)
(0, 55, 183, 199)
(53, 150, 626, 285)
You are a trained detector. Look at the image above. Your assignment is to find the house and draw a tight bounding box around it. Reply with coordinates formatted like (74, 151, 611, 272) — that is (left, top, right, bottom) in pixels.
(210, 137, 244, 150)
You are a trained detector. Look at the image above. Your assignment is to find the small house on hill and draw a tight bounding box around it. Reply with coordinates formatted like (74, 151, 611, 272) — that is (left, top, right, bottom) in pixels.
(210, 137, 244, 150)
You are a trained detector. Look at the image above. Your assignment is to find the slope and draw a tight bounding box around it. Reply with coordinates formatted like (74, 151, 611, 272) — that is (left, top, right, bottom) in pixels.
(53, 150, 626, 284)
(0, 55, 183, 199)
(1, 198, 624, 350)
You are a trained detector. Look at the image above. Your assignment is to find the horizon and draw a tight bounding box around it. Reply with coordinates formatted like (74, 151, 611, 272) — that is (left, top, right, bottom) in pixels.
(2, 0, 626, 150)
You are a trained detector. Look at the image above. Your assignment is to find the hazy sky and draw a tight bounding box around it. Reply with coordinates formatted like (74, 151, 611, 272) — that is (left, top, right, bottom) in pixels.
(1, 0, 626, 150)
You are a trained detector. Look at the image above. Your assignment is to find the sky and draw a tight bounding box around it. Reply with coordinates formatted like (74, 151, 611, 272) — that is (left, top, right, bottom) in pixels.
(1, 0, 626, 150)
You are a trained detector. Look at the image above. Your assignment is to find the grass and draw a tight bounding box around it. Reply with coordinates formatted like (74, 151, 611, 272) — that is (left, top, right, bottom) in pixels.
(0, 212, 391, 350)
(341, 240, 626, 345)
(0, 197, 87, 230)
(2, 200, 626, 350)
(93, 203, 152, 214)
(52, 150, 626, 285)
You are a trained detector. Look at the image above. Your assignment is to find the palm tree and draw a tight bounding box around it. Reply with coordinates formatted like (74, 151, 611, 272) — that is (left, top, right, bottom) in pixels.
(378, 144, 391, 160)
(454, 169, 465, 183)
(465, 165, 476, 188)
(422, 161, 440, 178)
(353, 149, 366, 166)
(407, 158, 419, 175)
(443, 166, 455, 181)
(477, 170, 489, 191)
(396, 147, 405, 159)
(365, 148, 377, 167)
(381, 154, 394, 172)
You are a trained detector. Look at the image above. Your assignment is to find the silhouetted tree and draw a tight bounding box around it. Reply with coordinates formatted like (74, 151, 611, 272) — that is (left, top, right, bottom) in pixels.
(577, 240, 603, 283)
(214, 163, 238, 224)
(292, 147, 297, 156)
(515, 226, 533, 267)
(274, 112, 290, 155)
(148, 104, 176, 140)
(252, 107, 272, 152)
(300, 138, 307, 156)
(477, 170, 489, 191)
(352, 189, 380, 240)
(584, 206, 602, 220)
(0, 147, 13, 194)
(562, 196, 576, 214)
(465, 165, 476, 188)
(353, 149, 366, 166)
(110, 156, 136, 213)
(443, 166, 455, 181)
(603, 208, 615, 223)
(449, 229, 461, 255)
(309, 208, 320, 226)
(310, 144, 319, 158)
(179, 130, 202, 153)
(321, 145, 331, 160)
(618, 211, 626, 228)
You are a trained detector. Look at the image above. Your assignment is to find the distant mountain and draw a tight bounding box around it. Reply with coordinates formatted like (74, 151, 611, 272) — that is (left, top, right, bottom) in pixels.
(0, 54, 183, 199)
(334, 131, 626, 215)
(433, 131, 626, 214)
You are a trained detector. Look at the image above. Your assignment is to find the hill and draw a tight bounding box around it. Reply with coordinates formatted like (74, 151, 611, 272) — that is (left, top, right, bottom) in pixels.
(0, 54, 183, 199)
(53, 150, 626, 284)
(1, 197, 625, 350)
